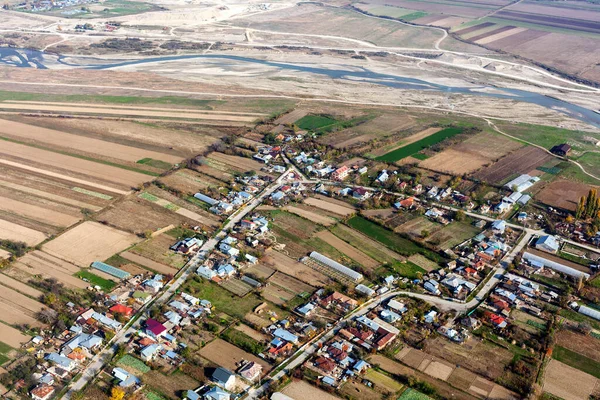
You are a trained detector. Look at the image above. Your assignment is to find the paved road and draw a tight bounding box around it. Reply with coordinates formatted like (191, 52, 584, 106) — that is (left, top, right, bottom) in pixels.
(62, 169, 292, 398)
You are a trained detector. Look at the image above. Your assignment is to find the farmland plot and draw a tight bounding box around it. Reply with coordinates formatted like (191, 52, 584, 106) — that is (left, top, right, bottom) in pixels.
(43, 221, 140, 267)
(0, 284, 45, 327)
(284, 206, 336, 226)
(207, 152, 267, 174)
(0, 273, 43, 299)
(0, 119, 182, 164)
(120, 251, 178, 275)
(330, 224, 405, 264)
(128, 234, 187, 269)
(0, 322, 30, 347)
(304, 196, 356, 216)
(262, 250, 333, 287)
(369, 127, 441, 157)
(14, 251, 88, 289)
(316, 231, 379, 270)
(198, 339, 271, 376)
(268, 272, 315, 295)
(543, 359, 598, 400)
(221, 278, 254, 297)
(536, 180, 597, 212)
(0, 179, 103, 211)
(158, 169, 224, 195)
(0, 195, 80, 228)
(281, 380, 342, 400)
(0, 140, 150, 192)
(472, 146, 553, 184)
(244, 264, 275, 280)
(139, 191, 219, 228)
(0, 218, 47, 246)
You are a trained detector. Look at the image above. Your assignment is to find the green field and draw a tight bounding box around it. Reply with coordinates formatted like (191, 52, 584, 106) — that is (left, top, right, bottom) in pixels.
(75, 270, 116, 291)
(559, 309, 600, 330)
(118, 354, 151, 373)
(137, 158, 174, 170)
(391, 261, 426, 279)
(0, 341, 13, 366)
(33, 0, 161, 19)
(400, 11, 428, 20)
(221, 327, 265, 355)
(296, 114, 338, 130)
(398, 388, 432, 400)
(346, 216, 446, 263)
(375, 127, 463, 162)
(183, 279, 262, 320)
(553, 346, 600, 379)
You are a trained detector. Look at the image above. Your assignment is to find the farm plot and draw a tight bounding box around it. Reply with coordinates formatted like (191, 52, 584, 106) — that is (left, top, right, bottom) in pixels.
(0, 195, 80, 228)
(472, 146, 553, 184)
(543, 359, 599, 400)
(221, 279, 254, 297)
(0, 179, 103, 211)
(198, 339, 271, 376)
(375, 127, 464, 162)
(425, 222, 480, 250)
(316, 230, 379, 270)
(0, 273, 43, 299)
(556, 329, 600, 363)
(0, 140, 150, 192)
(304, 196, 356, 216)
(128, 234, 186, 269)
(43, 221, 140, 267)
(0, 218, 47, 246)
(0, 119, 182, 164)
(274, 109, 308, 125)
(536, 180, 598, 212)
(0, 249, 10, 260)
(369, 127, 441, 158)
(196, 164, 234, 183)
(120, 251, 178, 275)
(13, 251, 88, 289)
(158, 169, 224, 195)
(396, 217, 440, 238)
(418, 132, 523, 175)
(407, 254, 439, 272)
(234, 323, 269, 342)
(207, 152, 266, 175)
(268, 272, 314, 296)
(0, 101, 262, 123)
(139, 191, 219, 228)
(284, 206, 336, 226)
(281, 379, 342, 400)
(262, 284, 295, 305)
(262, 250, 333, 287)
(0, 322, 30, 347)
(96, 198, 196, 234)
(0, 284, 45, 327)
(330, 224, 404, 264)
(244, 264, 275, 280)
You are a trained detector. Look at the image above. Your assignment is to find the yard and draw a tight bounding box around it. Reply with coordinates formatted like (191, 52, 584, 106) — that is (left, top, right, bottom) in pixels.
(75, 270, 116, 291)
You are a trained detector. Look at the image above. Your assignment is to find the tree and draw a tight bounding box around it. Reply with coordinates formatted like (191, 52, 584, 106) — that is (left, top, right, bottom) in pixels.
(109, 387, 126, 400)
(455, 210, 466, 222)
(576, 196, 586, 219)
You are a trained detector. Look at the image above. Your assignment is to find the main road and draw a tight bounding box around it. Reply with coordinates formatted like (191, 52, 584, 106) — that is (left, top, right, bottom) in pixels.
(62, 169, 293, 399)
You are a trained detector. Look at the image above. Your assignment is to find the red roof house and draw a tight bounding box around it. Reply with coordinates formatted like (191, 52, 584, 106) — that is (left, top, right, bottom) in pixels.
(110, 304, 134, 317)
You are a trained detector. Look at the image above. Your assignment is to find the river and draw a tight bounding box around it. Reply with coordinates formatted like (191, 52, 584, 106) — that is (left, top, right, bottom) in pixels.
(1, 46, 599, 128)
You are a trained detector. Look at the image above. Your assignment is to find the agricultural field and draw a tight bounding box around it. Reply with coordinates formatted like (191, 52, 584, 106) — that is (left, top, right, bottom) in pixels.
(221, 278, 254, 297)
(316, 230, 380, 270)
(267, 272, 314, 297)
(120, 251, 178, 274)
(284, 205, 336, 226)
(261, 250, 334, 288)
(346, 216, 447, 264)
(0, 323, 30, 347)
(42, 221, 140, 267)
(534, 179, 594, 211)
(0, 282, 45, 327)
(425, 222, 480, 250)
(0, 218, 47, 246)
(139, 189, 219, 228)
(157, 169, 225, 195)
(11, 250, 89, 289)
(373, 127, 463, 162)
(368, 127, 441, 158)
(206, 152, 268, 176)
(472, 146, 553, 184)
(543, 359, 599, 400)
(304, 196, 356, 216)
(281, 379, 342, 400)
(330, 224, 405, 265)
(418, 132, 523, 175)
(198, 339, 271, 377)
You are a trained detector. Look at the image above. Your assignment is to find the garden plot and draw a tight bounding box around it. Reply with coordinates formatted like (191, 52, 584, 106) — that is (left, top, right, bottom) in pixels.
(369, 127, 441, 157)
(0, 218, 47, 246)
(0, 119, 182, 164)
(196, 164, 234, 183)
(158, 169, 224, 195)
(0, 322, 30, 347)
(330, 224, 405, 264)
(0, 284, 45, 327)
(43, 221, 140, 268)
(274, 109, 308, 125)
(198, 339, 271, 376)
(407, 254, 439, 272)
(268, 272, 314, 296)
(472, 146, 553, 184)
(425, 222, 480, 250)
(262, 284, 295, 305)
(244, 264, 275, 280)
(396, 217, 440, 239)
(207, 152, 266, 174)
(317, 230, 379, 270)
(138, 191, 219, 227)
(536, 180, 594, 212)
(281, 379, 342, 400)
(221, 278, 254, 297)
(234, 323, 269, 342)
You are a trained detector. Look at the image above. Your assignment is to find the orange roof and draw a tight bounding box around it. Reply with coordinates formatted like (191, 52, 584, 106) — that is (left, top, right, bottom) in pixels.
(31, 385, 55, 398)
(110, 304, 133, 316)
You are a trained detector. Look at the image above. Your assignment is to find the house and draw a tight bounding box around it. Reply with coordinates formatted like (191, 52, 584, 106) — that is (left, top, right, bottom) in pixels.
(397, 197, 415, 209)
(268, 338, 293, 356)
(145, 318, 167, 339)
(271, 191, 285, 202)
(353, 360, 370, 374)
(63, 333, 102, 352)
(487, 312, 507, 329)
(352, 187, 371, 201)
(380, 309, 401, 323)
(358, 166, 368, 175)
(424, 310, 438, 324)
(377, 170, 389, 183)
(551, 143, 571, 156)
(171, 237, 203, 254)
(46, 353, 76, 372)
(239, 361, 262, 382)
(494, 202, 511, 214)
(113, 367, 140, 388)
(314, 356, 336, 373)
(535, 235, 559, 253)
(110, 304, 133, 317)
(30, 384, 55, 400)
(387, 299, 407, 314)
(204, 387, 231, 400)
(217, 264, 236, 278)
(144, 275, 164, 293)
(212, 367, 236, 390)
(491, 220, 506, 234)
(273, 328, 299, 344)
(461, 316, 481, 330)
(197, 266, 217, 280)
(424, 280, 440, 295)
(321, 291, 358, 312)
(219, 243, 239, 257)
(140, 343, 162, 361)
(331, 166, 349, 181)
(296, 302, 315, 316)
